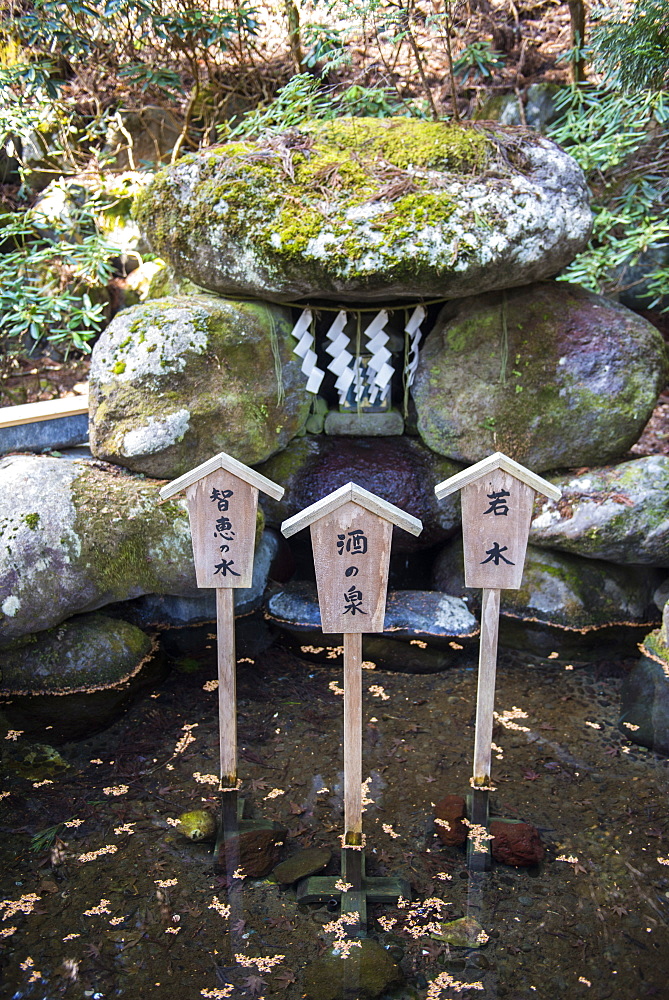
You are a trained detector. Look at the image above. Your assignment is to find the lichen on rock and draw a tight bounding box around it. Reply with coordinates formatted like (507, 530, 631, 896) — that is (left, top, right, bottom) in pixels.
(89, 293, 311, 477)
(530, 456, 669, 565)
(0, 455, 198, 643)
(134, 117, 592, 302)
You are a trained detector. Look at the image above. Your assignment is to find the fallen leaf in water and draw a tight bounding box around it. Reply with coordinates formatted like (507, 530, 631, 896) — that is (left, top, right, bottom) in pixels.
(274, 968, 296, 988)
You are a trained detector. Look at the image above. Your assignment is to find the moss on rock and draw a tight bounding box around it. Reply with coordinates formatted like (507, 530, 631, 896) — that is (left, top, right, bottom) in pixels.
(133, 118, 592, 302)
(0, 456, 198, 644)
(0, 613, 155, 696)
(530, 455, 669, 565)
(412, 282, 668, 472)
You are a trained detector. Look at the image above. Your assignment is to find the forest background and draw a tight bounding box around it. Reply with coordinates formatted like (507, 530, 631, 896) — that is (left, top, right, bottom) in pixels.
(0, 0, 667, 402)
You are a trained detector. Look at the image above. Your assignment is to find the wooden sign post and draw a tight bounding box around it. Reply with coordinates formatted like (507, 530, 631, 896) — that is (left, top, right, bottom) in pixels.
(282, 483, 422, 932)
(159, 451, 284, 842)
(434, 453, 561, 870)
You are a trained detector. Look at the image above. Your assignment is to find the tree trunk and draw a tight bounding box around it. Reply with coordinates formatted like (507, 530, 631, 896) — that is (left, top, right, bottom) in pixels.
(568, 0, 587, 84)
(284, 0, 304, 75)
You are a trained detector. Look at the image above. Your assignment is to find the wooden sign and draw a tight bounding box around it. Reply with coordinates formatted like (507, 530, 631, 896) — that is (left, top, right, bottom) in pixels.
(160, 450, 284, 589)
(460, 469, 535, 591)
(310, 504, 392, 633)
(185, 469, 258, 588)
(159, 451, 284, 814)
(435, 452, 561, 870)
(282, 484, 421, 927)
(282, 483, 422, 633)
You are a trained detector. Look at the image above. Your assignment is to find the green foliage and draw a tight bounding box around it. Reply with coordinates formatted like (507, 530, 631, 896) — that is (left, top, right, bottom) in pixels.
(0, 205, 120, 355)
(227, 73, 419, 138)
(2, 0, 259, 180)
(589, 0, 669, 92)
(30, 822, 63, 853)
(548, 85, 669, 308)
(453, 41, 504, 84)
(9, 0, 258, 76)
(302, 22, 350, 72)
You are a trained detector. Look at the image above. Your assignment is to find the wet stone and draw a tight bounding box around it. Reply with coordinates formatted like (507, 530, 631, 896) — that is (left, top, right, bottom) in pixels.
(434, 794, 467, 847)
(432, 916, 488, 948)
(271, 847, 332, 884)
(216, 826, 288, 879)
(490, 821, 545, 868)
(267, 581, 478, 672)
(302, 938, 403, 1000)
(619, 635, 669, 754)
(0, 612, 162, 738)
(257, 434, 463, 553)
(530, 456, 669, 566)
(412, 282, 666, 472)
(324, 409, 405, 437)
(176, 809, 217, 843)
(434, 538, 661, 660)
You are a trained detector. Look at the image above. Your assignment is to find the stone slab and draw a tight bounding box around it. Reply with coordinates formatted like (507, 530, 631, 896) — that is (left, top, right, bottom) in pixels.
(0, 414, 89, 455)
(324, 409, 405, 437)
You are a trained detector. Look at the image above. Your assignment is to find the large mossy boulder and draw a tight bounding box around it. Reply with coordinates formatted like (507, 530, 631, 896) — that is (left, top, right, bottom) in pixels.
(256, 434, 463, 552)
(89, 294, 310, 478)
(0, 612, 155, 696)
(434, 538, 661, 658)
(133, 118, 592, 302)
(530, 456, 669, 565)
(0, 455, 199, 642)
(411, 282, 667, 471)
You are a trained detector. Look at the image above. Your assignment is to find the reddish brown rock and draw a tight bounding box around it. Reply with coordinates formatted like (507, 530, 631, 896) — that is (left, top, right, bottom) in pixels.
(434, 794, 467, 847)
(216, 826, 287, 879)
(257, 435, 462, 552)
(490, 820, 544, 867)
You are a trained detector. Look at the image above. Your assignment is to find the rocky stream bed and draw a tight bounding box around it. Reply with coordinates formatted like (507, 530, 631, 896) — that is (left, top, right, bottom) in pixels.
(1, 627, 668, 1000)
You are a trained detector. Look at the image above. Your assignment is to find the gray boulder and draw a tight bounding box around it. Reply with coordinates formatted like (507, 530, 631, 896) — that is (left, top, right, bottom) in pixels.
(531, 456, 669, 565)
(133, 117, 592, 303)
(120, 528, 280, 626)
(256, 434, 463, 552)
(0, 455, 196, 643)
(411, 282, 667, 471)
(89, 294, 311, 478)
(475, 83, 562, 132)
(434, 538, 661, 659)
(267, 581, 478, 672)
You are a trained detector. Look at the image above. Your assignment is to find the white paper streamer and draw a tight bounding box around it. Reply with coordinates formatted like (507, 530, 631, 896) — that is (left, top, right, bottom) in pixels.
(405, 305, 426, 389)
(364, 309, 392, 405)
(324, 310, 355, 405)
(291, 308, 325, 394)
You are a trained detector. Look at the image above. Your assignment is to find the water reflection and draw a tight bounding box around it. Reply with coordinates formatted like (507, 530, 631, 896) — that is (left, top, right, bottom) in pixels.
(1, 635, 668, 998)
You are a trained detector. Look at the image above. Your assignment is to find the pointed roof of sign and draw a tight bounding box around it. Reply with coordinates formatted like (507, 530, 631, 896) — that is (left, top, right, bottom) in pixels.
(434, 452, 561, 502)
(158, 450, 284, 502)
(281, 482, 423, 538)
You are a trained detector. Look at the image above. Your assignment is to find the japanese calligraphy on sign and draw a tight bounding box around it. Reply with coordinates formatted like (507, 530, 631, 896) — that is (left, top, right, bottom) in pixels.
(310, 503, 392, 632)
(185, 468, 258, 588)
(460, 469, 535, 590)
